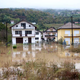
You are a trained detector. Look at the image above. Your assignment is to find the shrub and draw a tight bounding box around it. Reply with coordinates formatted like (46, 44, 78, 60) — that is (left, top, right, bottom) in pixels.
(68, 46, 80, 53)
(58, 37, 63, 44)
(13, 45, 17, 49)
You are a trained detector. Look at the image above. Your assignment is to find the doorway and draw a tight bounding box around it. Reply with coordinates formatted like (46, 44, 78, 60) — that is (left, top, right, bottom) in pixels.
(28, 37, 31, 43)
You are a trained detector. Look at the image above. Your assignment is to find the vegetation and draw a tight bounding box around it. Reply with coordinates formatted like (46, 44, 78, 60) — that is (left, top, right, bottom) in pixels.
(68, 45, 80, 53)
(13, 45, 17, 49)
(58, 38, 64, 44)
(1, 61, 80, 80)
(0, 9, 80, 30)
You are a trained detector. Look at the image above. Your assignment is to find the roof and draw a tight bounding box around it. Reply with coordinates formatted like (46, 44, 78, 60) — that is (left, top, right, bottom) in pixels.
(10, 20, 37, 29)
(58, 22, 80, 30)
(36, 30, 42, 33)
(43, 27, 57, 33)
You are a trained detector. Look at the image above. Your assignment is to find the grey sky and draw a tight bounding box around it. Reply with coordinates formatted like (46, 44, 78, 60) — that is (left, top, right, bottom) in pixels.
(0, 0, 80, 9)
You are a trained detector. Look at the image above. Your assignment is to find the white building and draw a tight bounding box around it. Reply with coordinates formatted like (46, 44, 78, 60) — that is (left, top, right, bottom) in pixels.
(10, 20, 42, 45)
(43, 27, 57, 41)
(11, 20, 14, 24)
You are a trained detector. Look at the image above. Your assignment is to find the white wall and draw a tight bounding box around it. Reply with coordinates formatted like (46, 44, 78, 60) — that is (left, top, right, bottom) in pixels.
(23, 37, 28, 44)
(43, 32, 47, 40)
(12, 38, 16, 45)
(12, 21, 35, 29)
(35, 31, 42, 42)
(32, 37, 35, 43)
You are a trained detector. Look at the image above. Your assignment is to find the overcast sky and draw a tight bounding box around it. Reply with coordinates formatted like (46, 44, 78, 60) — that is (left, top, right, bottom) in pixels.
(0, 0, 80, 9)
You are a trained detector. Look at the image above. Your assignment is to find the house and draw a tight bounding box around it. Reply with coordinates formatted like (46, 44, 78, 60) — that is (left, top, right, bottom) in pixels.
(11, 20, 14, 24)
(10, 20, 42, 45)
(43, 27, 57, 41)
(57, 22, 80, 45)
(32, 22, 36, 25)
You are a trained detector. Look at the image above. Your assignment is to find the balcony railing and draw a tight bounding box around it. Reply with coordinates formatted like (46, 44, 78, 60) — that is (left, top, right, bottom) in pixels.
(27, 34, 35, 37)
(13, 27, 24, 29)
(45, 35, 55, 37)
(64, 34, 80, 37)
(12, 34, 35, 37)
(13, 27, 35, 30)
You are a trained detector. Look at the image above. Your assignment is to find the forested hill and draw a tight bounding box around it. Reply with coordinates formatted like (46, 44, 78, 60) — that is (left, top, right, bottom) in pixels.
(0, 9, 54, 24)
(0, 9, 80, 24)
(0, 8, 80, 30)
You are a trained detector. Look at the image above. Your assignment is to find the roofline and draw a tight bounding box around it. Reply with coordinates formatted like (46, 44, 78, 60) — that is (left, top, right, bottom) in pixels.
(36, 30, 42, 33)
(57, 22, 80, 30)
(43, 27, 57, 32)
(57, 28, 80, 30)
(10, 20, 37, 29)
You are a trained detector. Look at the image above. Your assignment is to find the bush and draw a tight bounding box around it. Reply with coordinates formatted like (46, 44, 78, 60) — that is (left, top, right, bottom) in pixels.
(58, 37, 63, 44)
(68, 46, 80, 53)
(13, 45, 17, 49)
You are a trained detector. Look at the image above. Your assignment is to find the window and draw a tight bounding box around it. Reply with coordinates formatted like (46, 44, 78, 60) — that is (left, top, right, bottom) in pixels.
(15, 31, 18, 34)
(65, 31, 70, 36)
(74, 31, 79, 36)
(16, 25, 18, 27)
(35, 32, 39, 35)
(21, 23, 26, 29)
(29, 25, 31, 27)
(25, 31, 32, 34)
(15, 31, 22, 34)
(35, 37, 39, 40)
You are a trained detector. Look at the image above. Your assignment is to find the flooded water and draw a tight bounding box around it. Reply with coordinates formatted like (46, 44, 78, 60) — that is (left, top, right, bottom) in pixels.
(0, 42, 80, 69)
(0, 42, 80, 79)
(0, 42, 80, 80)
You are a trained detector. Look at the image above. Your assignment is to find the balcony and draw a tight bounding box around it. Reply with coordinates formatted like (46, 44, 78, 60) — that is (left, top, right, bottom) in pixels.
(13, 27, 24, 29)
(12, 34, 20, 37)
(27, 34, 35, 37)
(45, 35, 55, 37)
(26, 27, 35, 30)
(12, 34, 35, 37)
(64, 34, 80, 38)
(13, 27, 35, 30)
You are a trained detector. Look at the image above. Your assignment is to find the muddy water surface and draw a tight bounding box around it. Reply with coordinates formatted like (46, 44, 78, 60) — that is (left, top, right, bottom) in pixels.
(0, 42, 80, 69)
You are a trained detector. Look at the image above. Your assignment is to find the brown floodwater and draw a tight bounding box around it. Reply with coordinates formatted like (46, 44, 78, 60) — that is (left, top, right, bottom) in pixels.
(0, 42, 80, 69)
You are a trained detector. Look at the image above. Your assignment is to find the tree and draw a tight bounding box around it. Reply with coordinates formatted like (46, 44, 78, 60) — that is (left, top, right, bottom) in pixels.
(0, 23, 6, 31)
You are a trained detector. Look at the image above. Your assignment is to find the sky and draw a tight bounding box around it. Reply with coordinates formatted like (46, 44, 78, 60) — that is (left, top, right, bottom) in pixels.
(0, 0, 80, 9)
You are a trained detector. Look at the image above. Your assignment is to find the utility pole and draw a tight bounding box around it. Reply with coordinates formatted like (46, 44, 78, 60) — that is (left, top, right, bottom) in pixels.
(71, 16, 73, 45)
(6, 22, 7, 47)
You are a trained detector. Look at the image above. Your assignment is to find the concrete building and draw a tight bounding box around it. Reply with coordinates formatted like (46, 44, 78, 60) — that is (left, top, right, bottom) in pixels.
(11, 20, 14, 24)
(10, 20, 42, 45)
(57, 22, 80, 45)
(43, 27, 57, 41)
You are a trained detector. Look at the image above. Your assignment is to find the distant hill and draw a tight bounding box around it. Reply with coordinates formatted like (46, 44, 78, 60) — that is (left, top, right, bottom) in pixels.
(0, 8, 80, 30)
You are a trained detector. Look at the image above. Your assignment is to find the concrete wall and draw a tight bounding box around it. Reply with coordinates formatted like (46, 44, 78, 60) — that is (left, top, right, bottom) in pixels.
(58, 29, 80, 45)
(35, 31, 42, 42)
(32, 37, 35, 43)
(23, 37, 28, 44)
(12, 38, 16, 45)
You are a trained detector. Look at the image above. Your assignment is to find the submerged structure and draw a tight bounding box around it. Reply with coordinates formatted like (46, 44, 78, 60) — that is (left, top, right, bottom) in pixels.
(10, 20, 42, 45)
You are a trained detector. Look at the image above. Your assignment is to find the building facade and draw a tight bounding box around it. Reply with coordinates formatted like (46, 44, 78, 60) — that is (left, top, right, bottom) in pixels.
(43, 27, 57, 41)
(57, 22, 80, 45)
(10, 20, 42, 45)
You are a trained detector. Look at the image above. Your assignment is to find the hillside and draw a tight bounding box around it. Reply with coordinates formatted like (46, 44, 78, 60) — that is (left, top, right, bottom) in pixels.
(0, 8, 80, 30)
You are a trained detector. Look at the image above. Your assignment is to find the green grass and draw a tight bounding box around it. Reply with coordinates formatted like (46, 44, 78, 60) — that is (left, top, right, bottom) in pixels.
(44, 23, 64, 29)
(35, 23, 64, 31)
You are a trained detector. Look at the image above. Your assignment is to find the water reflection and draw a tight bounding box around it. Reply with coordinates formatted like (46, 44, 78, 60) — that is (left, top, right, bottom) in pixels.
(12, 43, 42, 63)
(12, 42, 80, 65)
